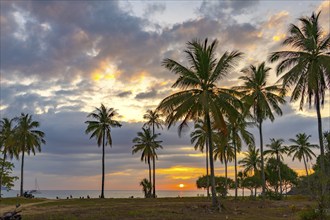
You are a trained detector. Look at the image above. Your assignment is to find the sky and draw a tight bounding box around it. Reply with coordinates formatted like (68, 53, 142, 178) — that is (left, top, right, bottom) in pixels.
(0, 0, 329, 192)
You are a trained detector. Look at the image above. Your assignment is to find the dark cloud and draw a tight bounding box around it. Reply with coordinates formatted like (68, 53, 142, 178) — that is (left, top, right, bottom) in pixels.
(117, 91, 132, 98)
(135, 88, 157, 99)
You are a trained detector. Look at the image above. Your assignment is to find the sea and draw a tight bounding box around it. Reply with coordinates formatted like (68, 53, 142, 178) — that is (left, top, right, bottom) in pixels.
(1, 190, 207, 199)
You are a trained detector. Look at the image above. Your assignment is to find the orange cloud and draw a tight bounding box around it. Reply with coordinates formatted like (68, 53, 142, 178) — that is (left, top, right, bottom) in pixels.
(91, 61, 122, 81)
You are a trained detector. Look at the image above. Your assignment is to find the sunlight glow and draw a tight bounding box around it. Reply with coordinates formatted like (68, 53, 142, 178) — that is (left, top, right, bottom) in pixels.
(179, 184, 184, 188)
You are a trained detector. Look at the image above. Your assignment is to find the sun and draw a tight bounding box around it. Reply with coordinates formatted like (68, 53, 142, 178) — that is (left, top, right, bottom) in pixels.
(179, 184, 185, 188)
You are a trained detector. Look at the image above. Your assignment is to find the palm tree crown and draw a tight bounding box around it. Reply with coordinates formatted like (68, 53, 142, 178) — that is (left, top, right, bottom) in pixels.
(288, 133, 318, 176)
(239, 145, 261, 176)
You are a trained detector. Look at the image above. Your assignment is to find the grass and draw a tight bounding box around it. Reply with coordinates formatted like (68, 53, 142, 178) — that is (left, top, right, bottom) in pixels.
(0, 196, 322, 220)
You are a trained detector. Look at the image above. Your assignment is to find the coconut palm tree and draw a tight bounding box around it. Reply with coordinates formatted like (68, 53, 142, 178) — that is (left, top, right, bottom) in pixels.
(132, 128, 162, 197)
(227, 116, 255, 198)
(143, 109, 163, 198)
(269, 12, 330, 195)
(0, 118, 18, 198)
(157, 38, 243, 207)
(235, 62, 286, 196)
(190, 119, 213, 197)
(15, 113, 45, 196)
(239, 144, 261, 196)
(264, 138, 287, 195)
(288, 133, 318, 190)
(214, 135, 234, 196)
(85, 104, 122, 198)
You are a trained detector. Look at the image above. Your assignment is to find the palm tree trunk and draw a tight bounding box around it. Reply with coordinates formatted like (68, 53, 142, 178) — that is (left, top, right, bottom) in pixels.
(224, 152, 228, 196)
(0, 151, 7, 198)
(315, 94, 325, 196)
(206, 112, 219, 208)
(20, 150, 25, 197)
(152, 156, 156, 198)
(206, 141, 210, 198)
(101, 132, 105, 199)
(148, 157, 152, 198)
(233, 132, 238, 199)
(152, 124, 156, 198)
(277, 154, 282, 195)
(259, 121, 266, 197)
(302, 154, 310, 190)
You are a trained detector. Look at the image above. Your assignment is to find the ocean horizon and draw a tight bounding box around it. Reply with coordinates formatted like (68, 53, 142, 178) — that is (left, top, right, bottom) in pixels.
(2, 189, 208, 199)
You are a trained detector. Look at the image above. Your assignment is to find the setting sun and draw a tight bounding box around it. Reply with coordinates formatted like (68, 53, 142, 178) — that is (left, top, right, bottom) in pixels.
(179, 184, 185, 188)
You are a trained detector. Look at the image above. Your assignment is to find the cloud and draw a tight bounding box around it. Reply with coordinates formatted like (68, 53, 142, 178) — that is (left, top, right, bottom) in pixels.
(143, 3, 166, 18)
(117, 91, 132, 98)
(135, 88, 157, 99)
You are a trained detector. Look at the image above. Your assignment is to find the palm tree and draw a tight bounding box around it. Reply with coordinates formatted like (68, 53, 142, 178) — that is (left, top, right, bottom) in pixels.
(269, 12, 330, 195)
(132, 128, 162, 197)
(228, 116, 255, 198)
(85, 104, 122, 198)
(190, 119, 211, 197)
(0, 118, 17, 198)
(235, 62, 286, 196)
(288, 133, 318, 190)
(324, 131, 330, 153)
(143, 109, 163, 198)
(157, 38, 243, 207)
(15, 113, 45, 196)
(237, 171, 247, 197)
(214, 136, 234, 196)
(239, 144, 261, 196)
(140, 178, 152, 198)
(264, 138, 287, 195)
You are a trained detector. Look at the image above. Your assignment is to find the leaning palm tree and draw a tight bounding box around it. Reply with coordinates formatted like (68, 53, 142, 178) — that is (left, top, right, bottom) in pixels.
(288, 133, 318, 190)
(239, 144, 261, 196)
(143, 109, 163, 198)
(132, 128, 162, 197)
(264, 138, 287, 195)
(227, 116, 255, 198)
(269, 12, 330, 195)
(190, 119, 211, 197)
(85, 104, 122, 198)
(235, 62, 286, 196)
(15, 113, 45, 196)
(157, 38, 243, 208)
(0, 118, 18, 198)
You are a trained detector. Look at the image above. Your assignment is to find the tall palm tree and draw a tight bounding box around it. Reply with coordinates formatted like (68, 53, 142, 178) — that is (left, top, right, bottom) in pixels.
(264, 138, 287, 195)
(228, 116, 255, 198)
(269, 12, 330, 195)
(0, 118, 17, 198)
(15, 113, 45, 196)
(190, 119, 211, 197)
(132, 128, 162, 197)
(143, 109, 163, 198)
(288, 133, 318, 190)
(214, 136, 234, 196)
(85, 104, 122, 198)
(235, 62, 286, 196)
(239, 144, 261, 196)
(157, 38, 243, 207)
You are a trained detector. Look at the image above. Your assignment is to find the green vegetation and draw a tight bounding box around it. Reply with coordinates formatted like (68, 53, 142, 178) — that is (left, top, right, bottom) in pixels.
(0, 197, 326, 220)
